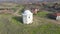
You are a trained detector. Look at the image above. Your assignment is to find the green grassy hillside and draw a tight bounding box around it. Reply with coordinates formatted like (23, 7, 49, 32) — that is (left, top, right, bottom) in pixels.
(0, 12, 60, 34)
(0, 3, 60, 34)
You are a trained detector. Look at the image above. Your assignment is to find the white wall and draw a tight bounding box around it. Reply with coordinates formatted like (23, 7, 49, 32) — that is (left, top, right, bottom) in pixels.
(56, 16, 60, 21)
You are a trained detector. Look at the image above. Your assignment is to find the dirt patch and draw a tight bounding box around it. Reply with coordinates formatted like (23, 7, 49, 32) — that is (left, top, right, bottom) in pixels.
(0, 9, 14, 14)
(32, 15, 60, 26)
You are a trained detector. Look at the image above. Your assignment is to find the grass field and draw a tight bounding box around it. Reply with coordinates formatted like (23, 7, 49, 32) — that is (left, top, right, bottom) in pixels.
(0, 3, 60, 34)
(0, 12, 60, 34)
(36, 11, 49, 17)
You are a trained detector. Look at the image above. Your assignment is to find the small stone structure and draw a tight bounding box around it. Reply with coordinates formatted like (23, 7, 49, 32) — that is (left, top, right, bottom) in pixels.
(22, 10, 33, 24)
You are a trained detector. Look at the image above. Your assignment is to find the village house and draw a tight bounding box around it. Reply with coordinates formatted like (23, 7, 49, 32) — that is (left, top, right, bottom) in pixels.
(48, 12, 60, 21)
(56, 12, 60, 21)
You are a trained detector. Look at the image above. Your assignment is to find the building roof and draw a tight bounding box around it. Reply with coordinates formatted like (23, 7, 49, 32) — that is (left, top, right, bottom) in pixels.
(52, 12, 60, 16)
(23, 10, 32, 14)
(56, 13, 60, 16)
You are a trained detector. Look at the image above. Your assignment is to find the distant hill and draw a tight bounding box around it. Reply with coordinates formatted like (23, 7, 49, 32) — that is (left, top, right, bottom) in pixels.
(0, 0, 60, 4)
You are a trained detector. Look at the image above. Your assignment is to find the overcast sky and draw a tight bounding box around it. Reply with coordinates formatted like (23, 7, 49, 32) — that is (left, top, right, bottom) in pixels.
(0, 0, 58, 2)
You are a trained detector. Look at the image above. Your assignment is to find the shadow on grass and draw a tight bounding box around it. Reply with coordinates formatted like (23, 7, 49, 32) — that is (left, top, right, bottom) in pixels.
(46, 13, 56, 20)
(13, 16, 23, 24)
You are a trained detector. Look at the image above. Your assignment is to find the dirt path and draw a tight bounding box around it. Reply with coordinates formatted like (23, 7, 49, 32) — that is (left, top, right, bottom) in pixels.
(34, 16, 60, 25)
(41, 18, 60, 24)
(13, 8, 22, 16)
(45, 18, 60, 24)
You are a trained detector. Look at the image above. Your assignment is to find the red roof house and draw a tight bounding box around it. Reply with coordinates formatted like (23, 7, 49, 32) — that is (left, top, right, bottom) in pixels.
(50, 12, 60, 20)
